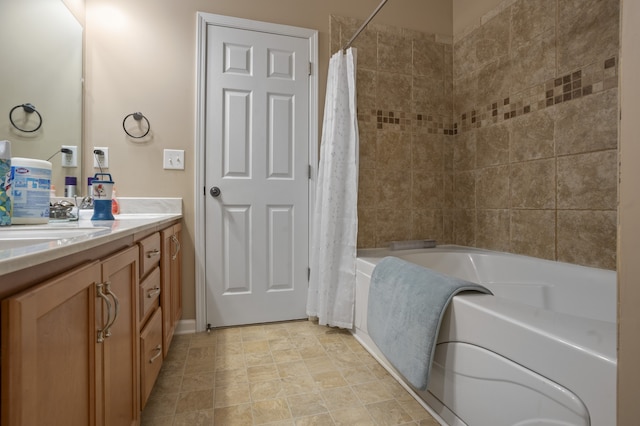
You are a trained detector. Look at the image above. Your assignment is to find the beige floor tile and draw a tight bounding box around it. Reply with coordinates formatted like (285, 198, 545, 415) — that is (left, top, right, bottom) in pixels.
(215, 367, 249, 387)
(173, 409, 215, 426)
(277, 360, 309, 378)
(321, 386, 361, 411)
(294, 413, 335, 425)
(250, 379, 288, 401)
(246, 351, 276, 366)
(311, 370, 348, 390)
(252, 397, 292, 424)
(143, 321, 434, 426)
(175, 388, 214, 414)
(181, 371, 215, 392)
(330, 406, 376, 426)
(143, 392, 178, 418)
(214, 403, 253, 425)
(340, 365, 378, 385)
(365, 400, 413, 425)
(287, 392, 328, 418)
(215, 382, 251, 408)
(216, 353, 246, 370)
(244, 339, 271, 353)
(304, 355, 336, 374)
(281, 375, 319, 396)
(248, 364, 280, 382)
(351, 382, 394, 405)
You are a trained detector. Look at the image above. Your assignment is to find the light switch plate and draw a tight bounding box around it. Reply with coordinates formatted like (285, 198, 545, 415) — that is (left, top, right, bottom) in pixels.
(163, 149, 185, 170)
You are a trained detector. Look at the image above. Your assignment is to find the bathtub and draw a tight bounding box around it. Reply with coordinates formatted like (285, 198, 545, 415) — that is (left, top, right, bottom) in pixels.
(354, 245, 616, 426)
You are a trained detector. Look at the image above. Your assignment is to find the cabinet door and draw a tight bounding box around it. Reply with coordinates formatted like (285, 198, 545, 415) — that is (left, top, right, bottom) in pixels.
(1, 261, 101, 426)
(97, 245, 139, 426)
(161, 223, 182, 356)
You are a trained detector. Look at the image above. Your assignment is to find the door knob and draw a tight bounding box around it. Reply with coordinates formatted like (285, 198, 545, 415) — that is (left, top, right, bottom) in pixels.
(209, 186, 221, 197)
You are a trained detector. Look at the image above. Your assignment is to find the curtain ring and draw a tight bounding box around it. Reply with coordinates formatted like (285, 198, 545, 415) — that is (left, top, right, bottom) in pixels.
(122, 112, 151, 138)
(9, 103, 43, 133)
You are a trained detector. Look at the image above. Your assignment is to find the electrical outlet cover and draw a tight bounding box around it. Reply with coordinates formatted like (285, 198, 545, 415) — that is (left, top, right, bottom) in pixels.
(93, 147, 109, 168)
(61, 145, 78, 167)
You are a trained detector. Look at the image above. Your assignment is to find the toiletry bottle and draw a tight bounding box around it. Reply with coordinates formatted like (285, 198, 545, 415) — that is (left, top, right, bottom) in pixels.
(64, 176, 77, 197)
(0, 140, 11, 226)
(111, 186, 120, 215)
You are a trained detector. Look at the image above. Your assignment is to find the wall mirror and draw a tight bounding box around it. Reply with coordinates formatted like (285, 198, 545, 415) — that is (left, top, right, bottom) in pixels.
(0, 0, 83, 195)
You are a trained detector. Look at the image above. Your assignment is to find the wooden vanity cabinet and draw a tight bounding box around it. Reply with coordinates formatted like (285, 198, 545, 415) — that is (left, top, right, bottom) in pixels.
(1, 245, 140, 426)
(161, 223, 182, 356)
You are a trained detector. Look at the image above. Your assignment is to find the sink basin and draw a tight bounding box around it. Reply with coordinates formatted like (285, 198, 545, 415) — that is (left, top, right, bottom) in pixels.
(0, 226, 111, 250)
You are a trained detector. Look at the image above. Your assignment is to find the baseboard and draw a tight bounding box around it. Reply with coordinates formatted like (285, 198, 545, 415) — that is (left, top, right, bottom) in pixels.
(175, 319, 197, 335)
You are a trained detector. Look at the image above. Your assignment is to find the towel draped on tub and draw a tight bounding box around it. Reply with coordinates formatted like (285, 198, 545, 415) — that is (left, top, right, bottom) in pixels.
(367, 256, 491, 390)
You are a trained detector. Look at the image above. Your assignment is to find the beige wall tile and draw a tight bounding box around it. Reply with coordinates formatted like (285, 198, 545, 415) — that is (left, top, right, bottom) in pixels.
(510, 29, 555, 94)
(376, 130, 411, 171)
(477, 55, 512, 104)
(476, 209, 511, 251)
(510, 210, 556, 259)
(413, 75, 447, 115)
(412, 209, 444, 241)
(452, 208, 476, 245)
(476, 9, 510, 64)
(557, 150, 618, 210)
(509, 109, 555, 162)
(376, 72, 412, 112)
(555, 89, 618, 155)
(477, 165, 510, 208)
(357, 208, 376, 248)
(357, 169, 376, 209)
(358, 130, 377, 171)
(453, 73, 478, 115)
(453, 171, 476, 209)
(557, 0, 620, 75)
(378, 32, 412, 74)
(476, 122, 509, 167)
(375, 169, 411, 209)
(412, 172, 444, 209)
(356, 69, 376, 113)
(557, 210, 616, 269)
(510, 159, 556, 209)
(413, 38, 445, 79)
(375, 208, 412, 246)
(453, 131, 476, 171)
(510, 0, 556, 49)
(412, 132, 445, 171)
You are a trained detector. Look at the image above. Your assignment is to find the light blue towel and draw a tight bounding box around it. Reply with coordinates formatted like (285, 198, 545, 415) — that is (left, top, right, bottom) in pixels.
(368, 256, 491, 390)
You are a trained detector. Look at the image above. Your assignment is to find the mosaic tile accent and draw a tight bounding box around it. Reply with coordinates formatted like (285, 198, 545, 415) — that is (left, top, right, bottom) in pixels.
(456, 57, 618, 133)
(360, 109, 456, 134)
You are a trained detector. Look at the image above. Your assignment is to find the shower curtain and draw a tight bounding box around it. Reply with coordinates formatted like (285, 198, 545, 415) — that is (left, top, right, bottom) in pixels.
(306, 48, 359, 328)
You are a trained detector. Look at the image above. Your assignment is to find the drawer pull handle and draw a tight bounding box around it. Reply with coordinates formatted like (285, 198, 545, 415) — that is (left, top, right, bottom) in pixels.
(149, 345, 162, 363)
(103, 281, 120, 338)
(147, 287, 161, 298)
(146, 249, 160, 258)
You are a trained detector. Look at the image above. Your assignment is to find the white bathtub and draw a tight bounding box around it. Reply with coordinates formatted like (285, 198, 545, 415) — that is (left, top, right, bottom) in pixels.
(354, 245, 616, 426)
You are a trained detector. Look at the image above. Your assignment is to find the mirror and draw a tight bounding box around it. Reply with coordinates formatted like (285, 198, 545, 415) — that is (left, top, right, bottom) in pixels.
(0, 0, 83, 196)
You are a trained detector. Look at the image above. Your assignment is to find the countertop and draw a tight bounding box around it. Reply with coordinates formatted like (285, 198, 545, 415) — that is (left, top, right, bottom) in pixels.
(0, 197, 182, 277)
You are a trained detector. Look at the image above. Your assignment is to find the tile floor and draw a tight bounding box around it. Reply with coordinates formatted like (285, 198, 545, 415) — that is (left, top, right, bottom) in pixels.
(141, 319, 441, 425)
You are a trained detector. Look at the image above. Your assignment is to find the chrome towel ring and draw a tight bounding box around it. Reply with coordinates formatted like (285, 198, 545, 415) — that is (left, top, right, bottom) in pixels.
(122, 112, 151, 139)
(9, 103, 43, 133)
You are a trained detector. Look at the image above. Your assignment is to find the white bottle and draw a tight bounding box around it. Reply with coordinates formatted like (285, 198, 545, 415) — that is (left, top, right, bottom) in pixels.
(0, 140, 11, 226)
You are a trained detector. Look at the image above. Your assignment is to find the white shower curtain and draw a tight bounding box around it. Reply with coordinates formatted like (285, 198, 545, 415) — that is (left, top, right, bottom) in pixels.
(306, 48, 359, 328)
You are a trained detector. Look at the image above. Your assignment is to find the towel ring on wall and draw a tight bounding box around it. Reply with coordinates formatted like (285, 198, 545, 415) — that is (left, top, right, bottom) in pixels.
(9, 103, 43, 133)
(122, 112, 151, 138)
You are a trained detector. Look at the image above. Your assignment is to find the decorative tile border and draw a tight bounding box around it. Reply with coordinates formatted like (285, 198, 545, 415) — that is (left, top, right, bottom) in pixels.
(358, 56, 618, 137)
(456, 56, 618, 133)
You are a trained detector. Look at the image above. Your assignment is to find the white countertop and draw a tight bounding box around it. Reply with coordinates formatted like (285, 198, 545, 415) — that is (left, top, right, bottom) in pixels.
(0, 197, 182, 276)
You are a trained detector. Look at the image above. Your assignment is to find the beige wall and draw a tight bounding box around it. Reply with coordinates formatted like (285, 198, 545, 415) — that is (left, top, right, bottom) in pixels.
(452, 0, 502, 35)
(618, 0, 640, 422)
(84, 0, 453, 321)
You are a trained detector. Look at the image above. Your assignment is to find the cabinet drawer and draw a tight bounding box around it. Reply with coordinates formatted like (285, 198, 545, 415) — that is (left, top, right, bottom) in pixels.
(139, 266, 161, 323)
(140, 307, 163, 409)
(139, 232, 161, 278)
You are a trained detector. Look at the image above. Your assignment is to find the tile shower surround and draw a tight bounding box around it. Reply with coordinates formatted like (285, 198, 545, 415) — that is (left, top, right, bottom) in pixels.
(332, 0, 619, 270)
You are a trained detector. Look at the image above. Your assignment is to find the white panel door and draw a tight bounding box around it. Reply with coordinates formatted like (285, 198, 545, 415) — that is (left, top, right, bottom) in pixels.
(205, 24, 310, 327)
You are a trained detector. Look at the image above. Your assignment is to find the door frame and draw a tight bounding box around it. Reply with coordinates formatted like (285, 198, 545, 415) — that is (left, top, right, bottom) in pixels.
(194, 12, 318, 332)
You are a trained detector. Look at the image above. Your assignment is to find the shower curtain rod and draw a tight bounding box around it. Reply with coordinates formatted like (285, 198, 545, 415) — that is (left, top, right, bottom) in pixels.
(342, 0, 390, 52)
